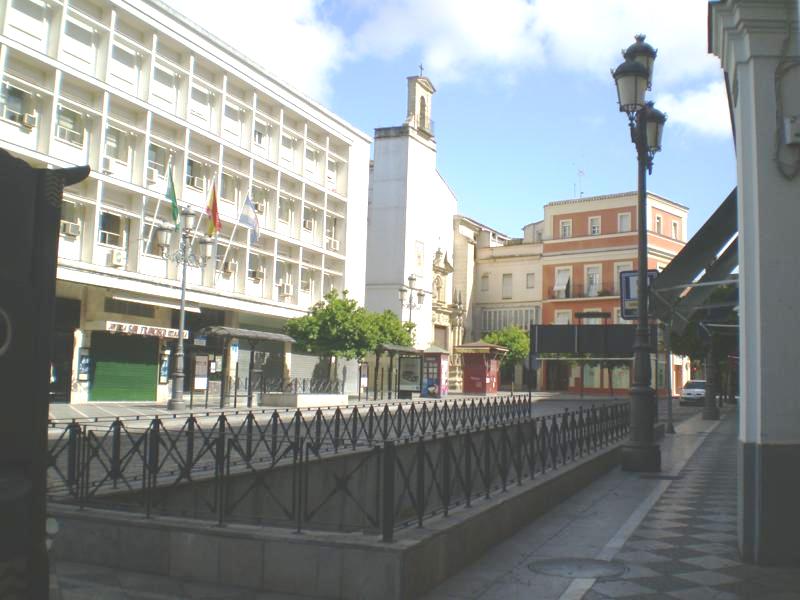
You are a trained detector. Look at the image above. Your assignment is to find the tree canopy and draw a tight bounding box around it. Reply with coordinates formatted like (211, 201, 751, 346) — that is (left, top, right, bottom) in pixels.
(483, 326, 529, 367)
(285, 290, 414, 361)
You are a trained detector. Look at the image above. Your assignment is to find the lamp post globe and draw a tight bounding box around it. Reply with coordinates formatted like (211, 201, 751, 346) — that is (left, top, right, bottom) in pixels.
(624, 34, 657, 86)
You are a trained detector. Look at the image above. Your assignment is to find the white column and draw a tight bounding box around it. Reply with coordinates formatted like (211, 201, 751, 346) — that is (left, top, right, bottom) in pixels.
(711, 0, 800, 566)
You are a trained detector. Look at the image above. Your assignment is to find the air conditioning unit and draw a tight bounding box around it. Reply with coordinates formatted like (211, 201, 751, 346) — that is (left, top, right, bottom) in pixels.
(60, 221, 81, 237)
(327, 238, 340, 252)
(146, 167, 158, 183)
(279, 282, 293, 297)
(221, 260, 235, 275)
(22, 113, 37, 128)
(108, 248, 126, 267)
(189, 175, 204, 189)
(101, 156, 112, 174)
(248, 269, 262, 282)
(253, 201, 264, 214)
(302, 218, 313, 231)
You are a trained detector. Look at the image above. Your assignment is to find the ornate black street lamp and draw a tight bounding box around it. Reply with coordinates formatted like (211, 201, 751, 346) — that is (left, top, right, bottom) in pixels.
(157, 207, 214, 411)
(398, 274, 426, 323)
(612, 35, 667, 472)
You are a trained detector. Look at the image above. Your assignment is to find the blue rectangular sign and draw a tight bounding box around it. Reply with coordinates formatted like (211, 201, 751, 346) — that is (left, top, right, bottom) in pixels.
(619, 270, 659, 320)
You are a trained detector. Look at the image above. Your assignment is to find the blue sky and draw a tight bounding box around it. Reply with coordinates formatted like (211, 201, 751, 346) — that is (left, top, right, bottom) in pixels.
(170, 0, 737, 238)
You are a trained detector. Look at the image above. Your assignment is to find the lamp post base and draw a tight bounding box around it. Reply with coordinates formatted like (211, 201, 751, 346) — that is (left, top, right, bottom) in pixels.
(621, 442, 661, 472)
(702, 404, 720, 420)
(167, 398, 186, 411)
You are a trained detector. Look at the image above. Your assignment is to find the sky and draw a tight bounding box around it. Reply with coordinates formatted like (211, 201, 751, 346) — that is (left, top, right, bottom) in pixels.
(168, 0, 737, 238)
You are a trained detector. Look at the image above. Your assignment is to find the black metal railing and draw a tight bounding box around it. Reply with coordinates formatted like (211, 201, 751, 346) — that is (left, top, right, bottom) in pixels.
(47, 399, 629, 538)
(47, 395, 534, 499)
(547, 282, 618, 300)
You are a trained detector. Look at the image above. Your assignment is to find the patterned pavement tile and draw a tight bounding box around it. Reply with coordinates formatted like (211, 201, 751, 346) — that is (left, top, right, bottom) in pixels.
(626, 539, 675, 552)
(586, 416, 800, 600)
(591, 579, 657, 597)
(674, 569, 741, 586)
(678, 555, 740, 570)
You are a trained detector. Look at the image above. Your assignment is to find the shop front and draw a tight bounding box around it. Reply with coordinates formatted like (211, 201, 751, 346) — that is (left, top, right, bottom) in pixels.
(87, 321, 187, 402)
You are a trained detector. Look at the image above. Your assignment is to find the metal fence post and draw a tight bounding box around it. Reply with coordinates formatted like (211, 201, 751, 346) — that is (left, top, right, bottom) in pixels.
(382, 441, 396, 542)
(185, 416, 195, 479)
(111, 418, 121, 484)
(66, 420, 80, 491)
(442, 433, 451, 515)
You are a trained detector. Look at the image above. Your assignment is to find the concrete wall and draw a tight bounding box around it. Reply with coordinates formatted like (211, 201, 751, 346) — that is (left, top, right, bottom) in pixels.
(51, 439, 622, 599)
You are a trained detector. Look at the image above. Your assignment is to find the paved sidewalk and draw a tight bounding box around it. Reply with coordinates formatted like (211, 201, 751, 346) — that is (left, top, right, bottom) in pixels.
(423, 410, 800, 600)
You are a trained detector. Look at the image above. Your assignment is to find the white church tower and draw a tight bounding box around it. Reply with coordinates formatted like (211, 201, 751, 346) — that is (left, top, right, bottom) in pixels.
(366, 75, 459, 354)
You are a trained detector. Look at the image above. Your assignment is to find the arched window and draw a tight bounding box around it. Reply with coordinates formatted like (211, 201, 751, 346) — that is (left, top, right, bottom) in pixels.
(419, 96, 427, 129)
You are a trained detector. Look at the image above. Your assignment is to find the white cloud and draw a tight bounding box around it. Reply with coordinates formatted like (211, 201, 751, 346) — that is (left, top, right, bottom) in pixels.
(165, 0, 346, 101)
(656, 81, 732, 138)
(161, 0, 729, 138)
(351, 0, 544, 83)
(350, 0, 726, 136)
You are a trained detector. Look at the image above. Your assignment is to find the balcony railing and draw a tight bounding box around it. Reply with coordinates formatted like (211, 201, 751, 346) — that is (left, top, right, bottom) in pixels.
(547, 282, 618, 300)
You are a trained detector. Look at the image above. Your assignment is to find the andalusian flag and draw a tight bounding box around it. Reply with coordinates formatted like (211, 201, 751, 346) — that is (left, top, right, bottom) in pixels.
(205, 181, 221, 236)
(166, 161, 179, 229)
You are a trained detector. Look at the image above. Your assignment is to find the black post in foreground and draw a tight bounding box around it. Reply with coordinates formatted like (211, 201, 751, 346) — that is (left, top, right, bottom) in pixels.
(612, 35, 667, 472)
(0, 150, 89, 599)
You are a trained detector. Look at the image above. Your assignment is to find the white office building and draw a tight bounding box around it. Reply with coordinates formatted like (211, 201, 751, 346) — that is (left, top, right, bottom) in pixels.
(0, 0, 370, 402)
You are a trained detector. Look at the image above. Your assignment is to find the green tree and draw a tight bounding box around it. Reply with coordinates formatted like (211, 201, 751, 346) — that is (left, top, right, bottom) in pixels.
(365, 310, 415, 348)
(285, 291, 416, 374)
(286, 289, 373, 362)
(483, 326, 529, 367)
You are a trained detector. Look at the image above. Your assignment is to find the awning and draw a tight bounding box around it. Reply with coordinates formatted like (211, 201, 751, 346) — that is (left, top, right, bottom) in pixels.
(424, 345, 449, 354)
(553, 270, 571, 294)
(112, 294, 201, 314)
(650, 187, 739, 333)
(376, 343, 423, 355)
(196, 326, 294, 344)
(454, 341, 508, 355)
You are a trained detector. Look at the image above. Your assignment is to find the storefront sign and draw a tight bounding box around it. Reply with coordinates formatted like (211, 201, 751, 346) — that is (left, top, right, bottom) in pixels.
(105, 321, 189, 339)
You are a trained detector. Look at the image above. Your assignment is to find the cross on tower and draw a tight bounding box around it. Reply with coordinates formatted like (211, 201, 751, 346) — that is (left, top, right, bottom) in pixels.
(419, 63, 424, 77)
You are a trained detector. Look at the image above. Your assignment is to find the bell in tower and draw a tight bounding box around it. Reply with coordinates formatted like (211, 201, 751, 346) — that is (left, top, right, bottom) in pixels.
(406, 69, 435, 137)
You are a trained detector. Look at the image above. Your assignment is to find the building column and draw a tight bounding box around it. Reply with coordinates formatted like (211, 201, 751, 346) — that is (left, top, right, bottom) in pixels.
(712, 0, 800, 566)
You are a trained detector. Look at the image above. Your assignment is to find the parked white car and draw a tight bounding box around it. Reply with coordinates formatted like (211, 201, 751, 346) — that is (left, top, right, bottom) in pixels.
(680, 380, 706, 405)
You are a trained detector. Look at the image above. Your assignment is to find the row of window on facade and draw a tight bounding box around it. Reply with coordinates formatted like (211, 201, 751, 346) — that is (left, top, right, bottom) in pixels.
(1, 83, 344, 192)
(557, 212, 680, 240)
(4, 0, 349, 161)
(480, 272, 536, 298)
(480, 307, 540, 333)
(65, 209, 335, 298)
(61, 199, 341, 256)
(550, 263, 632, 299)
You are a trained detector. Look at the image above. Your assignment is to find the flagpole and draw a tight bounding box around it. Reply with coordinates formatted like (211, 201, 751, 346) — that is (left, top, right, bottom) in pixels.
(217, 191, 248, 279)
(144, 159, 172, 253)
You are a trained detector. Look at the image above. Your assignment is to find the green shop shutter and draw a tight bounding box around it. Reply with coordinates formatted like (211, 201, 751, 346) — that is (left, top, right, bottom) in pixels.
(90, 333, 158, 401)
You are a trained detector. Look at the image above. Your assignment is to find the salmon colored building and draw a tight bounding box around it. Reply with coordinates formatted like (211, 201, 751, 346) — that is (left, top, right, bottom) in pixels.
(463, 191, 692, 396)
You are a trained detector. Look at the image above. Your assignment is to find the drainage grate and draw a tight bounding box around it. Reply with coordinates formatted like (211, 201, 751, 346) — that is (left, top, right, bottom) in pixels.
(528, 558, 628, 579)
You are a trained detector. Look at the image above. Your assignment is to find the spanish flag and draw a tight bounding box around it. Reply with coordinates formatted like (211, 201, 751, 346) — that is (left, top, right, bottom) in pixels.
(205, 181, 221, 236)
